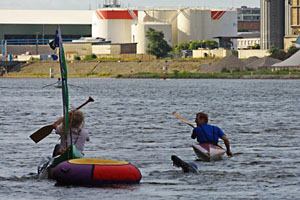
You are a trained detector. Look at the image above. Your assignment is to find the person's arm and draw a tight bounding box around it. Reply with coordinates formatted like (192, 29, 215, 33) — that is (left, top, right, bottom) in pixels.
(191, 128, 197, 139)
(53, 117, 64, 129)
(221, 135, 233, 156)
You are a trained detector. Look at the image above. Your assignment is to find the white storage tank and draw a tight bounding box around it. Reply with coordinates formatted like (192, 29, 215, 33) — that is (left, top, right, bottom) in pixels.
(92, 8, 138, 43)
(131, 22, 172, 54)
(177, 9, 209, 44)
(177, 8, 237, 43)
(138, 9, 178, 45)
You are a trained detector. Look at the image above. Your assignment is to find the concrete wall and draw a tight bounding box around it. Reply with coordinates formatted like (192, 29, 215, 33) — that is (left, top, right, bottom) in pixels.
(63, 43, 92, 56)
(6, 45, 56, 55)
(237, 38, 260, 49)
(14, 55, 51, 61)
(92, 43, 136, 55)
(91, 53, 155, 60)
(120, 43, 137, 54)
(237, 50, 270, 59)
(193, 48, 233, 58)
(284, 35, 298, 50)
(193, 48, 270, 59)
(92, 44, 121, 54)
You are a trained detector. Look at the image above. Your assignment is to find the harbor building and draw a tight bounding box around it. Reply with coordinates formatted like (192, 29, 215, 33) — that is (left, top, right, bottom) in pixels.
(0, 1, 238, 56)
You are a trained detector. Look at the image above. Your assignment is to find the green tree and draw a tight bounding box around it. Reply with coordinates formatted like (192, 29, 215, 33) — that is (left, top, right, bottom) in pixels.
(189, 40, 203, 50)
(173, 39, 218, 53)
(173, 41, 190, 53)
(286, 46, 299, 58)
(268, 46, 286, 60)
(202, 39, 218, 49)
(146, 28, 172, 58)
(253, 43, 260, 49)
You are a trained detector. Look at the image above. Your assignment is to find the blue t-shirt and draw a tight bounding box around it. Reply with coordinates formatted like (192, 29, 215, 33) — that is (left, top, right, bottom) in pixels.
(191, 124, 225, 144)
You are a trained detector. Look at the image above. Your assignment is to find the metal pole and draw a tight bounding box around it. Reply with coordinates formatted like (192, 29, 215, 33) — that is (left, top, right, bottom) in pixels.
(36, 32, 39, 55)
(5, 40, 7, 56)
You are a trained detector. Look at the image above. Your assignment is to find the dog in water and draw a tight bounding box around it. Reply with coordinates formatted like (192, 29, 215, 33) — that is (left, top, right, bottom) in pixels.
(171, 155, 198, 173)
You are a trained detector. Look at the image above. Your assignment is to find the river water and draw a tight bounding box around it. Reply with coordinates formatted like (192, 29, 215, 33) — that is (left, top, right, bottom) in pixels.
(1, 78, 300, 200)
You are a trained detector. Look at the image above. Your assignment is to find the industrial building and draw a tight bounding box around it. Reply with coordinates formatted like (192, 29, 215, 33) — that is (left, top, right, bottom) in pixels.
(260, 0, 285, 49)
(260, 0, 300, 50)
(0, 1, 238, 57)
(237, 6, 260, 32)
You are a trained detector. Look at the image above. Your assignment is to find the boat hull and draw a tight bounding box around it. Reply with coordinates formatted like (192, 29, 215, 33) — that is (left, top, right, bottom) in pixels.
(192, 143, 225, 161)
(53, 158, 142, 186)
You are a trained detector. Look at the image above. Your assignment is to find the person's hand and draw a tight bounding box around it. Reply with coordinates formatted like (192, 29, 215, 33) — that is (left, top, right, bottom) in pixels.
(226, 150, 233, 157)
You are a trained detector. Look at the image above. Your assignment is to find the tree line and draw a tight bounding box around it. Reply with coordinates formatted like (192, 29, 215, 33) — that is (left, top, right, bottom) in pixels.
(146, 28, 300, 60)
(146, 27, 217, 58)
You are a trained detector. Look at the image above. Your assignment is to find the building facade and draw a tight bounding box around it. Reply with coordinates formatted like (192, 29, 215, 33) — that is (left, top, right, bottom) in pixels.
(260, 0, 285, 49)
(0, 7, 238, 55)
(283, 0, 300, 49)
(237, 6, 260, 32)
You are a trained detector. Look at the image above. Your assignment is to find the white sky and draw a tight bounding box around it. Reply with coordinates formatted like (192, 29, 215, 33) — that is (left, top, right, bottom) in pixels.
(0, 0, 260, 10)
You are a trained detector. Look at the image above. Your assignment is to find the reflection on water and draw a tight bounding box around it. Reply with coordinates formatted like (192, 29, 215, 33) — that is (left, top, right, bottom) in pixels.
(1, 78, 300, 199)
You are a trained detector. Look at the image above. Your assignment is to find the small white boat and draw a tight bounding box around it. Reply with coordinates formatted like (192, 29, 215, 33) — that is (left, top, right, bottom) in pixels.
(55, 84, 62, 88)
(192, 143, 225, 161)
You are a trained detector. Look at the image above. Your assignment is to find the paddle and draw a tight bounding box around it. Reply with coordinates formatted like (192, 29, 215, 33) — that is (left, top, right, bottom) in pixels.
(30, 97, 95, 143)
(42, 82, 57, 88)
(173, 112, 195, 128)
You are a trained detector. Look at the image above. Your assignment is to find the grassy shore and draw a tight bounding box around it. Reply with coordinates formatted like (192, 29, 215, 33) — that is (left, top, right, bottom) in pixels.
(2, 59, 300, 79)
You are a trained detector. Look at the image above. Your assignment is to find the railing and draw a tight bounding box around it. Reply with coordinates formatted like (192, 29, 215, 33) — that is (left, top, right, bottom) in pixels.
(1, 38, 76, 55)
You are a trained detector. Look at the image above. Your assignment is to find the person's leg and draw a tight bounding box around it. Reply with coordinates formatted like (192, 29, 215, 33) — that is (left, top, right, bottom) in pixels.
(52, 144, 61, 157)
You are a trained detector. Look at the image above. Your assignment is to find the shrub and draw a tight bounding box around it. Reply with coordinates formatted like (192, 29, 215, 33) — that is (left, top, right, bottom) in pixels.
(74, 56, 81, 60)
(84, 54, 97, 60)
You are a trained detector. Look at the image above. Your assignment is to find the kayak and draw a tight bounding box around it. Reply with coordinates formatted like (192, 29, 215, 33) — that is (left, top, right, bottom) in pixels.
(55, 84, 62, 88)
(192, 143, 225, 161)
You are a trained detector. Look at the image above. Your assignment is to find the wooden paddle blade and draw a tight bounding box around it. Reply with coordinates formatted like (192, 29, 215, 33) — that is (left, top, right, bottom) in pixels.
(30, 125, 54, 143)
(88, 97, 94, 102)
(173, 112, 195, 128)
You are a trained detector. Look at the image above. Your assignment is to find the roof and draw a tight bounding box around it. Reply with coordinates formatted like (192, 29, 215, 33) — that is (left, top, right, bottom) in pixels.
(0, 9, 93, 24)
(214, 36, 243, 39)
(238, 32, 260, 38)
(95, 9, 138, 20)
(273, 50, 300, 67)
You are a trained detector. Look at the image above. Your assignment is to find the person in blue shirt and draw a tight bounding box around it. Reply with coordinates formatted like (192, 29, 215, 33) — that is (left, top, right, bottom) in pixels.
(191, 112, 233, 156)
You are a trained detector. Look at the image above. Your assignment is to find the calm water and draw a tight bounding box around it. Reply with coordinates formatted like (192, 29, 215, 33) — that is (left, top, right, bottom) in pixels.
(1, 78, 300, 200)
